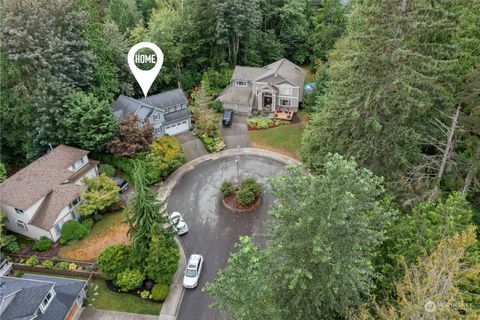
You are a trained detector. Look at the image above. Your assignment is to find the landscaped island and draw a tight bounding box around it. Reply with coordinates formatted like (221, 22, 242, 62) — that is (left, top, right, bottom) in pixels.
(221, 178, 262, 212)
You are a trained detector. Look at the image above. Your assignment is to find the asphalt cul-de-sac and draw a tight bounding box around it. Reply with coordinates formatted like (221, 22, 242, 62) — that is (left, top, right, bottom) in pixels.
(167, 154, 286, 320)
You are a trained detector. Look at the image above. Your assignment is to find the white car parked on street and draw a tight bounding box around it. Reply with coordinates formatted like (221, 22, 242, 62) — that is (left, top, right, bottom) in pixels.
(169, 212, 189, 235)
(183, 254, 203, 289)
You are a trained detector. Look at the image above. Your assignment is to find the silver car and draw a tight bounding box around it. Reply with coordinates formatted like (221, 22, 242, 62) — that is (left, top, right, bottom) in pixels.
(183, 254, 203, 289)
(169, 212, 188, 235)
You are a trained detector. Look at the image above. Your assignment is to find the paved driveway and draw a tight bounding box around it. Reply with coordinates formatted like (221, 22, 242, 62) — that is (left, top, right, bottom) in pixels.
(167, 154, 286, 320)
(220, 113, 251, 149)
(175, 131, 208, 162)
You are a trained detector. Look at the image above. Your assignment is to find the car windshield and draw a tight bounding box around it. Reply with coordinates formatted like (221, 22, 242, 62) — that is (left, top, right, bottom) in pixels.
(186, 268, 197, 277)
(171, 217, 179, 224)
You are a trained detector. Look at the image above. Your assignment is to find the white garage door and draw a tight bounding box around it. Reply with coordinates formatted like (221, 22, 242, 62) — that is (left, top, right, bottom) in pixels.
(165, 120, 189, 136)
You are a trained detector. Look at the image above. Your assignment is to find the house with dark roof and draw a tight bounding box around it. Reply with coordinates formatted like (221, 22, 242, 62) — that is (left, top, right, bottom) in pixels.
(217, 58, 307, 119)
(0, 145, 99, 242)
(0, 274, 86, 320)
(111, 88, 191, 136)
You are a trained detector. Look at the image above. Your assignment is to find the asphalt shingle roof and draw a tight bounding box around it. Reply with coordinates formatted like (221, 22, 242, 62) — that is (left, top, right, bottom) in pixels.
(140, 88, 187, 110)
(164, 108, 191, 124)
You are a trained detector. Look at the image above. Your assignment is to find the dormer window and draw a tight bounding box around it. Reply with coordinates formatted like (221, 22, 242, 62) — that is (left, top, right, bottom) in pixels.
(70, 158, 85, 171)
(68, 196, 81, 209)
(235, 80, 247, 87)
(40, 289, 55, 312)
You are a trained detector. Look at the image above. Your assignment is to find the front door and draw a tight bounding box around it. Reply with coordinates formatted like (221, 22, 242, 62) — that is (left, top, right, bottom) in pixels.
(263, 96, 272, 109)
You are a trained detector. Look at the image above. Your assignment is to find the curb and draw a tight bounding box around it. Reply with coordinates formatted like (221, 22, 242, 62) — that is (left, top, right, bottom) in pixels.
(157, 148, 300, 320)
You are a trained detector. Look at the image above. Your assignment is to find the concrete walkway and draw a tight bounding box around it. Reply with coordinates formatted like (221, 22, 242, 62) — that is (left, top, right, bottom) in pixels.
(156, 148, 299, 320)
(78, 308, 159, 320)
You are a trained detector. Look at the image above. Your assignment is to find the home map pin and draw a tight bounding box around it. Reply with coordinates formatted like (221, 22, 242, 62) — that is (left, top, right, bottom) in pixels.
(128, 42, 164, 98)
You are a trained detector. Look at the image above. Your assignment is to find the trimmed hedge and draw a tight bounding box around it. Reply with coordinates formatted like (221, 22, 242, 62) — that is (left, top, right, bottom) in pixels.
(115, 269, 145, 292)
(33, 236, 53, 251)
(97, 244, 130, 280)
(59, 220, 88, 244)
(236, 178, 262, 205)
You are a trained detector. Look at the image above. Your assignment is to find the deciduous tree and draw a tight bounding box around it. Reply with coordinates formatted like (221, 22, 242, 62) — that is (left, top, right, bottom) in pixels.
(77, 174, 120, 216)
(108, 114, 154, 156)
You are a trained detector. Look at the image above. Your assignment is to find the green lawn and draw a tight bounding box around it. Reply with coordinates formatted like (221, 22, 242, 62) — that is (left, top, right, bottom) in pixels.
(85, 279, 161, 315)
(16, 272, 161, 315)
(249, 123, 304, 159)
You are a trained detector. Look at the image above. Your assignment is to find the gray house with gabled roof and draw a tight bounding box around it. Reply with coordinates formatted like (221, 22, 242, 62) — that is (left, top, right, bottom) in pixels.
(111, 88, 191, 136)
(0, 274, 86, 320)
(217, 58, 307, 120)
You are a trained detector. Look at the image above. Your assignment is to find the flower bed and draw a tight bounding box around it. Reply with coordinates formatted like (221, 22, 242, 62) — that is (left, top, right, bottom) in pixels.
(221, 178, 262, 212)
(247, 117, 289, 130)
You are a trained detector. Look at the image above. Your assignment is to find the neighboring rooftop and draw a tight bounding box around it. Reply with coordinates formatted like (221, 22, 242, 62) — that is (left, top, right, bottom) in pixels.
(0, 275, 86, 320)
(0, 145, 91, 210)
(140, 88, 188, 110)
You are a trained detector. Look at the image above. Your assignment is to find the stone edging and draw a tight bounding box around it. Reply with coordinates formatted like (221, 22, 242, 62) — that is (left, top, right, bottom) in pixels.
(156, 148, 300, 320)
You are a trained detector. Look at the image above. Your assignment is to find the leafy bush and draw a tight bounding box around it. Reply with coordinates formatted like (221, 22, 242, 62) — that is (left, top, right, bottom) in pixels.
(68, 263, 77, 270)
(42, 260, 54, 269)
(197, 133, 225, 153)
(76, 174, 120, 216)
(140, 290, 150, 299)
(97, 244, 130, 280)
(25, 255, 39, 266)
(210, 100, 224, 112)
(151, 283, 169, 301)
(33, 236, 53, 251)
(221, 181, 234, 197)
(247, 117, 274, 129)
(80, 217, 94, 231)
(57, 261, 69, 270)
(59, 220, 88, 244)
(115, 269, 145, 292)
(236, 178, 262, 205)
(98, 163, 115, 176)
(1, 234, 20, 253)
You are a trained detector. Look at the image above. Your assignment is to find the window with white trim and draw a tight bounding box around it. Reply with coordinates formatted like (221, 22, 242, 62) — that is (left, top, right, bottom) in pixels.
(68, 196, 81, 210)
(16, 220, 27, 230)
(279, 86, 292, 96)
(40, 289, 55, 312)
(235, 80, 247, 87)
(15, 208, 24, 215)
(279, 99, 291, 106)
(71, 158, 85, 171)
(54, 223, 61, 236)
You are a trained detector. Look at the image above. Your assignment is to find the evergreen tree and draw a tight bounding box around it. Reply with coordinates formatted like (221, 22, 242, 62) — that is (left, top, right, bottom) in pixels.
(62, 92, 117, 152)
(127, 161, 168, 267)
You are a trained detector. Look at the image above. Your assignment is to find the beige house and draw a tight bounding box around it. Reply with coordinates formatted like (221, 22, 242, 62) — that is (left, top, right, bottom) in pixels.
(217, 58, 307, 119)
(0, 145, 98, 242)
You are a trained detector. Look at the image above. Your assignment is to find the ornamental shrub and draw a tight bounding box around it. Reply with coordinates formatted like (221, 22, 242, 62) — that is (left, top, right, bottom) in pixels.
(140, 290, 150, 299)
(246, 117, 274, 129)
(57, 261, 69, 270)
(42, 260, 54, 269)
(151, 283, 169, 301)
(115, 269, 145, 292)
(236, 178, 262, 205)
(97, 244, 130, 280)
(1, 235, 20, 253)
(80, 217, 94, 231)
(68, 263, 77, 270)
(98, 163, 115, 176)
(33, 236, 53, 251)
(221, 181, 234, 197)
(59, 220, 88, 244)
(25, 255, 39, 266)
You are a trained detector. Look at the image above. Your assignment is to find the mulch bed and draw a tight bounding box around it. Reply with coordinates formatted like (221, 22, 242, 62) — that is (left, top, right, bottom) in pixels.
(104, 279, 162, 303)
(22, 242, 63, 258)
(223, 193, 262, 212)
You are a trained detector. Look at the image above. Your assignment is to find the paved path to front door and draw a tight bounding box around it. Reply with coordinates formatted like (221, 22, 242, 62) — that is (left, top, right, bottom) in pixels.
(175, 131, 208, 162)
(220, 113, 251, 149)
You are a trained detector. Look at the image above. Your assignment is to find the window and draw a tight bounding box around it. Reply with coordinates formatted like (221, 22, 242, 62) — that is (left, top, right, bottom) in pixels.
(235, 80, 247, 87)
(155, 127, 162, 134)
(16, 220, 27, 230)
(280, 99, 291, 106)
(41, 289, 55, 312)
(54, 223, 61, 236)
(15, 208, 24, 215)
(182, 121, 187, 124)
(176, 105, 182, 110)
(279, 86, 292, 96)
(68, 196, 81, 209)
(256, 90, 261, 96)
(70, 211, 79, 220)
(71, 158, 85, 171)
(153, 114, 159, 121)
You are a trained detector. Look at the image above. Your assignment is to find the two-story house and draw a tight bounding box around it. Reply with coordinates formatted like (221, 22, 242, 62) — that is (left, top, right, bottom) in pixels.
(0, 274, 86, 320)
(111, 88, 191, 136)
(0, 145, 99, 242)
(217, 58, 307, 119)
